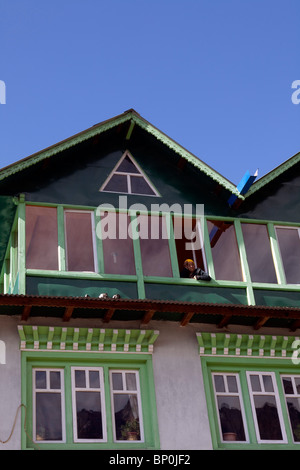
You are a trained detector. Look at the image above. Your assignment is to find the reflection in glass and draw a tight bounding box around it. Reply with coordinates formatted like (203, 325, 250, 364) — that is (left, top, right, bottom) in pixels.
(139, 215, 173, 277)
(242, 223, 277, 283)
(50, 371, 61, 389)
(113, 394, 141, 441)
(276, 227, 300, 284)
(75, 370, 86, 388)
(35, 371, 47, 389)
(75, 391, 103, 439)
(207, 220, 242, 281)
(101, 213, 136, 275)
(26, 206, 58, 270)
(253, 395, 283, 440)
(65, 211, 96, 272)
(217, 396, 246, 441)
(35, 393, 62, 441)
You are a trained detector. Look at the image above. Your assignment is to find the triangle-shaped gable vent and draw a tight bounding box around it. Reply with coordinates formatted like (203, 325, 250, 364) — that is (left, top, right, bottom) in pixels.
(100, 151, 160, 196)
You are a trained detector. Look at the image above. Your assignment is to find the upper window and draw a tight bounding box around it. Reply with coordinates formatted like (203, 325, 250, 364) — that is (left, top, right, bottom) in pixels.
(26, 205, 58, 270)
(207, 220, 243, 281)
(100, 151, 160, 196)
(242, 223, 277, 283)
(64, 210, 98, 272)
(275, 226, 300, 284)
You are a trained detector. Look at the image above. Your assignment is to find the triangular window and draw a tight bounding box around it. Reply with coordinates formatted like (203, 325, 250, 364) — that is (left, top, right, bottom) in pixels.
(100, 151, 160, 196)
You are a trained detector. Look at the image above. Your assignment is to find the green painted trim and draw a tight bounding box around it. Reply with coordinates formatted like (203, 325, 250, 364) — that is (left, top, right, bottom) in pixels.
(245, 151, 300, 198)
(131, 113, 242, 197)
(0, 110, 241, 198)
(17, 201, 26, 294)
(0, 113, 132, 181)
(267, 223, 286, 285)
(57, 205, 66, 271)
(130, 214, 146, 299)
(18, 325, 159, 353)
(94, 208, 105, 274)
(165, 214, 180, 278)
(201, 354, 300, 449)
(234, 220, 255, 305)
(196, 332, 297, 358)
(21, 350, 160, 450)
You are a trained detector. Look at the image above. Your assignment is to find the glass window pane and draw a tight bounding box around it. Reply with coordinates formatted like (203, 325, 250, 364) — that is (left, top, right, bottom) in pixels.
(250, 374, 261, 392)
(50, 371, 61, 390)
(35, 393, 62, 441)
(104, 174, 128, 192)
(214, 375, 225, 393)
(227, 375, 238, 393)
(295, 378, 300, 394)
(286, 397, 300, 442)
(35, 370, 47, 389)
(75, 370, 86, 388)
(130, 176, 156, 195)
(253, 395, 283, 440)
(112, 373, 123, 390)
(242, 223, 277, 283)
(65, 211, 96, 272)
(101, 213, 136, 275)
(89, 370, 100, 389)
(116, 156, 140, 174)
(75, 391, 103, 439)
(282, 377, 293, 394)
(26, 206, 58, 270)
(113, 394, 141, 441)
(217, 396, 246, 441)
(276, 227, 300, 284)
(263, 374, 274, 392)
(207, 220, 242, 281)
(126, 373, 137, 391)
(139, 215, 173, 277)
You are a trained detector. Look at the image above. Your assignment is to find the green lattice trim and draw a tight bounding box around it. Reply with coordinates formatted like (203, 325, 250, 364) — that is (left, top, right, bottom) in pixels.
(18, 325, 159, 353)
(0, 110, 241, 197)
(196, 332, 298, 358)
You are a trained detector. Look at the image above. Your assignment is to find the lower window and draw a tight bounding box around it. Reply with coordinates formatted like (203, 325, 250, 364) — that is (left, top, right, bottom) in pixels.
(23, 354, 159, 449)
(205, 361, 300, 448)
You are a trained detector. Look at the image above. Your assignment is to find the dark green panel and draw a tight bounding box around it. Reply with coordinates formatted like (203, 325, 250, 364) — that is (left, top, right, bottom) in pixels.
(26, 276, 138, 299)
(0, 196, 17, 267)
(254, 289, 300, 307)
(145, 283, 247, 305)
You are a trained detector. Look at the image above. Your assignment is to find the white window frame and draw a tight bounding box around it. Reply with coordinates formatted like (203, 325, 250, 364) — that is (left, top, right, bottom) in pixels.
(32, 368, 66, 444)
(64, 210, 98, 273)
(281, 374, 300, 444)
(246, 371, 287, 444)
(110, 369, 144, 443)
(212, 372, 249, 443)
(71, 366, 107, 443)
(100, 151, 160, 197)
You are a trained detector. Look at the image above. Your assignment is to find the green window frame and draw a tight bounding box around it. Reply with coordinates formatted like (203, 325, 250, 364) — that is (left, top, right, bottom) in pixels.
(200, 332, 300, 449)
(19, 326, 160, 450)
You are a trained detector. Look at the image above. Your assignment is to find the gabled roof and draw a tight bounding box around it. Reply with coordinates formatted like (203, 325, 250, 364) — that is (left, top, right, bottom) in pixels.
(0, 109, 242, 198)
(245, 150, 300, 197)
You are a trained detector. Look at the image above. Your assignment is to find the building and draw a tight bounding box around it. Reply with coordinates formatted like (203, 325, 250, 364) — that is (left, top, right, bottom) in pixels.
(0, 109, 300, 450)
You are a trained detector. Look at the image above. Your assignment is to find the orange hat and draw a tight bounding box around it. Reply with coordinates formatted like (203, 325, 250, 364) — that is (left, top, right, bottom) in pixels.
(184, 259, 194, 264)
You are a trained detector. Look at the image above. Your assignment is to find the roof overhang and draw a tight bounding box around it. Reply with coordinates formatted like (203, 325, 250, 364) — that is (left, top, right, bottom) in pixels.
(1, 294, 300, 331)
(0, 109, 242, 199)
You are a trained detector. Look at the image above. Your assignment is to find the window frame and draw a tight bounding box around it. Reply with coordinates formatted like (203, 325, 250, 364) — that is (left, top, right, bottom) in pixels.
(275, 225, 300, 285)
(246, 371, 288, 444)
(212, 372, 249, 444)
(21, 351, 160, 450)
(64, 209, 99, 273)
(71, 366, 107, 443)
(32, 368, 66, 444)
(110, 369, 144, 443)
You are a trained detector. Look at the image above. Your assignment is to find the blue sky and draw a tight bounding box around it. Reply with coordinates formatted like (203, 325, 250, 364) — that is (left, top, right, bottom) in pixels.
(0, 0, 299, 185)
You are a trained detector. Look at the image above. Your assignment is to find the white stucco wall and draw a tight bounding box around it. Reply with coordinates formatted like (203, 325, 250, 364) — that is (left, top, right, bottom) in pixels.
(1, 314, 294, 450)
